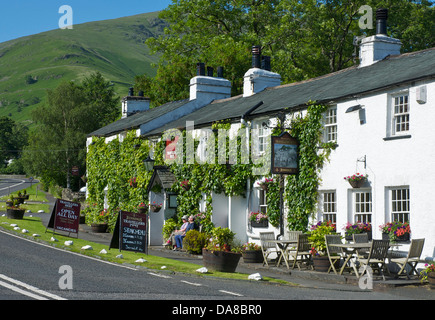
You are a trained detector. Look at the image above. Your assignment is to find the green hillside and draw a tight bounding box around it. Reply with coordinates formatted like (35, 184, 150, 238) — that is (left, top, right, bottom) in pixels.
(0, 11, 167, 126)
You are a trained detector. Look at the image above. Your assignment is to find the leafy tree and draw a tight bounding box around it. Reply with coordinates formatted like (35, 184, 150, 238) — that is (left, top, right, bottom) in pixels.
(0, 116, 28, 170)
(136, 0, 434, 106)
(22, 73, 120, 190)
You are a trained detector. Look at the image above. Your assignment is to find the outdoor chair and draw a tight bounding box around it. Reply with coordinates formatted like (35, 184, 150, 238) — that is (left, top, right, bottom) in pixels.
(259, 232, 280, 267)
(288, 233, 312, 270)
(358, 239, 390, 281)
(353, 233, 370, 259)
(390, 238, 425, 279)
(324, 235, 345, 275)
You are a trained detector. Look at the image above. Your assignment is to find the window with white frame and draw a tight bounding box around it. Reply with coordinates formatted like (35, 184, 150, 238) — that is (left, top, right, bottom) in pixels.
(253, 121, 271, 156)
(353, 190, 372, 223)
(320, 191, 337, 223)
(259, 189, 267, 214)
(324, 106, 337, 142)
(391, 187, 410, 223)
(393, 94, 409, 134)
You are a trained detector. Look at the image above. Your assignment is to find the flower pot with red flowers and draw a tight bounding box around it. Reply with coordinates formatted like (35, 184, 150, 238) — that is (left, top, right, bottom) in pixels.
(343, 222, 372, 241)
(149, 202, 163, 212)
(257, 178, 273, 191)
(420, 263, 435, 289)
(344, 173, 368, 188)
(249, 211, 268, 228)
(180, 179, 190, 191)
(379, 221, 410, 242)
(241, 243, 263, 263)
(137, 202, 148, 214)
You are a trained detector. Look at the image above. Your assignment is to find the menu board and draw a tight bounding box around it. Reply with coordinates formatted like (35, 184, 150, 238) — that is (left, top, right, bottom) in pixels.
(110, 211, 148, 254)
(47, 199, 81, 235)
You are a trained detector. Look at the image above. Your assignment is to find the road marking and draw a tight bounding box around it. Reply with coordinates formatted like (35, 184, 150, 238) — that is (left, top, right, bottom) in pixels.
(180, 280, 202, 286)
(0, 179, 25, 192)
(0, 274, 66, 300)
(219, 290, 244, 297)
(147, 272, 172, 279)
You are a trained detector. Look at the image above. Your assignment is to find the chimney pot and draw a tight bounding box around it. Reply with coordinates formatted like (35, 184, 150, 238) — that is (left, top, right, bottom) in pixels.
(261, 56, 271, 71)
(207, 66, 214, 77)
(217, 66, 224, 78)
(376, 8, 388, 35)
(252, 45, 261, 68)
(197, 62, 205, 76)
(128, 87, 134, 96)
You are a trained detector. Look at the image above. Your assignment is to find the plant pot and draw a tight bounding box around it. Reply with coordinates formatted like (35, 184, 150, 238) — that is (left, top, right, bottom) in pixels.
(251, 220, 268, 228)
(138, 208, 148, 214)
(150, 205, 161, 213)
(348, 179, 366, 188)
(91, 223, 108, 233)
(6, 208, 25, 220)
(16, 197, 26, 204)
(260, 184, 268, 191)
(202, 248, 241, 273)
(242, 250, 263, 263)
(79, 215, 86, 224)
(346, 231, 372, 241)
(395, 233, 410, 242)
(6, 201, 13, 207)
(312, 255, 336, 272)
(427, 273, 435, 289)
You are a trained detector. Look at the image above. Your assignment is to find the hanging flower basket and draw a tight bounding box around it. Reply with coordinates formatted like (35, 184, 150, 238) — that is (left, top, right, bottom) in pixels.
(180, 179, 190, 191)
(129, 177, 137, 188)
(344, 173, 368, 188)
(149, 202, 163, 212)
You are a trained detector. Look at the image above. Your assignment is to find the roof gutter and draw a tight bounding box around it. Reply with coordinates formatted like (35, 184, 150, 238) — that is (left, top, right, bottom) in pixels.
(241, 101, 263, 127)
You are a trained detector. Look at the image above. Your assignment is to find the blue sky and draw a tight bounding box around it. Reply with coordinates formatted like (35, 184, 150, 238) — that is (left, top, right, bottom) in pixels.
(0, 0, 173, 43)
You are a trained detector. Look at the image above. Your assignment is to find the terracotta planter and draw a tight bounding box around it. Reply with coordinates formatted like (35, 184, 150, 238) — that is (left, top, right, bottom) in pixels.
(6, 208, 25, 220)
(427, 273, 435, 289)
(91, 223, 108, 233)
(242, 250, 263, 263)
(202, 249, 241, 273)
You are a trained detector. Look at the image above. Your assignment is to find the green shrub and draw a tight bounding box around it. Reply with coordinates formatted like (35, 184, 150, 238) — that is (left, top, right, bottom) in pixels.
(183, 230, 207, 254)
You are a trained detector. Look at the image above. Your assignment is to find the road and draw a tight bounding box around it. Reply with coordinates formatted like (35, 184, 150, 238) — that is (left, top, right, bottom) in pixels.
(1, 228, 432, 306)
(0, 177, 37, 198)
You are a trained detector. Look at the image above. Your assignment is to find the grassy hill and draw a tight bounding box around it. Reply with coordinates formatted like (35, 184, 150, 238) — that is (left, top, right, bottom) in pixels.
(0, 11, 167, 126)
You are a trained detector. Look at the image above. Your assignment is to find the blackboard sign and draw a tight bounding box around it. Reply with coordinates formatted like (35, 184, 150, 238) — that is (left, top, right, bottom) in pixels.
(110, 211, 148, 254)
(47, 199, 81, 236)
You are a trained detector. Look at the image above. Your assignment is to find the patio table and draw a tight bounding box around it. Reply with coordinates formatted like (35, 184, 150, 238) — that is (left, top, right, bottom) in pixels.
(329, 242, 402, 276)
(268, 239, 298, 269)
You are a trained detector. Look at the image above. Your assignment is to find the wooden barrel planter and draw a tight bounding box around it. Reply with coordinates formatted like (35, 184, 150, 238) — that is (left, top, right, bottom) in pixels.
(312, 256, 338, 272)
(427, 273, 435, 289)
(6, 208, 25, 220)
(242, 250, 263, 263)
(202, 249, 241, 273)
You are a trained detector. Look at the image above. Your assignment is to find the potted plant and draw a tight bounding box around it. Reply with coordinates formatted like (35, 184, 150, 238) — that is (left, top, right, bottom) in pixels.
(344, 173, 368, 188)
(129, 177, 137, 188)
(420, 263, 435, 289)
(249, 211, 268, 228)
(241, 242, 263, 263)
(149, 201, 163, 212)
(202, 227, 241, 273)
(343, 222, 372, 241)
(180, 179, 190, 191)
(138, 202, 148, 214)
(308, 221, 337, 272)
(379, 221, 411, 242)
(257, 178, 273, 191)
(6, 199, 25, 220)
(85, 204, 109, 233)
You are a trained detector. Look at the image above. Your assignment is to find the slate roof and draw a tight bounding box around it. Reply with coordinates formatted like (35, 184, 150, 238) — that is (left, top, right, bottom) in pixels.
(88, 99, 189, 137)
(143, 47, 435, 137)
(146, 166, 177, 193)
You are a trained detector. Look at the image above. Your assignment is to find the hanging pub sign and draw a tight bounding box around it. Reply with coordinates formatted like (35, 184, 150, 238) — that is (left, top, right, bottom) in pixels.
(46, 199, 81, 237)
(271, 132, 299, 175)
(110, 211, 148, 254)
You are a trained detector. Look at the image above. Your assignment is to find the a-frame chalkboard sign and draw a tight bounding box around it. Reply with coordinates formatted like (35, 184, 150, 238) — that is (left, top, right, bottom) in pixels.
(109, 211, 148, 254)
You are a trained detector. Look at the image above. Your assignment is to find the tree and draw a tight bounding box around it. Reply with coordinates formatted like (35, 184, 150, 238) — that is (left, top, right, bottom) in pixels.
(22, 73, 120, 190)
(136, 0, 434, 106)
(0, 116, 28, 169)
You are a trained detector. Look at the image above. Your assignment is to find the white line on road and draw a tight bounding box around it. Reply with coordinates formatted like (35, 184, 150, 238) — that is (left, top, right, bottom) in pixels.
(0, 179, 25, 192)
(180, 280, 203, 286)
(0, 274, 66, 300)
(219, 290, 244, 297)
(147, 272, 172, 279)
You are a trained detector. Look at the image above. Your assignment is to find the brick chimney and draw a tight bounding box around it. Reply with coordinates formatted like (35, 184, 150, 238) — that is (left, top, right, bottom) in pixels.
(121, 88, 150, 118)
(243, 46, 281, 97)
(359, 9, 402, 68)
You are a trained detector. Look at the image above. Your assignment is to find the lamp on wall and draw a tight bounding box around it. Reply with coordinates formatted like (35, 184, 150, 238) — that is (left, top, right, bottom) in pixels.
(144, 156, 155, 171)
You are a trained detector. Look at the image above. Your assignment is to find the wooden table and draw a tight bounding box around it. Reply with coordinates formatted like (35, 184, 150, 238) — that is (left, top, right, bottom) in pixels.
(269, 239, 298, 269)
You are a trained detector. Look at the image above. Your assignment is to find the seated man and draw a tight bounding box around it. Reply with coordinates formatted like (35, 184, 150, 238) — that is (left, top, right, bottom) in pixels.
(174, 215, 195, 250)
